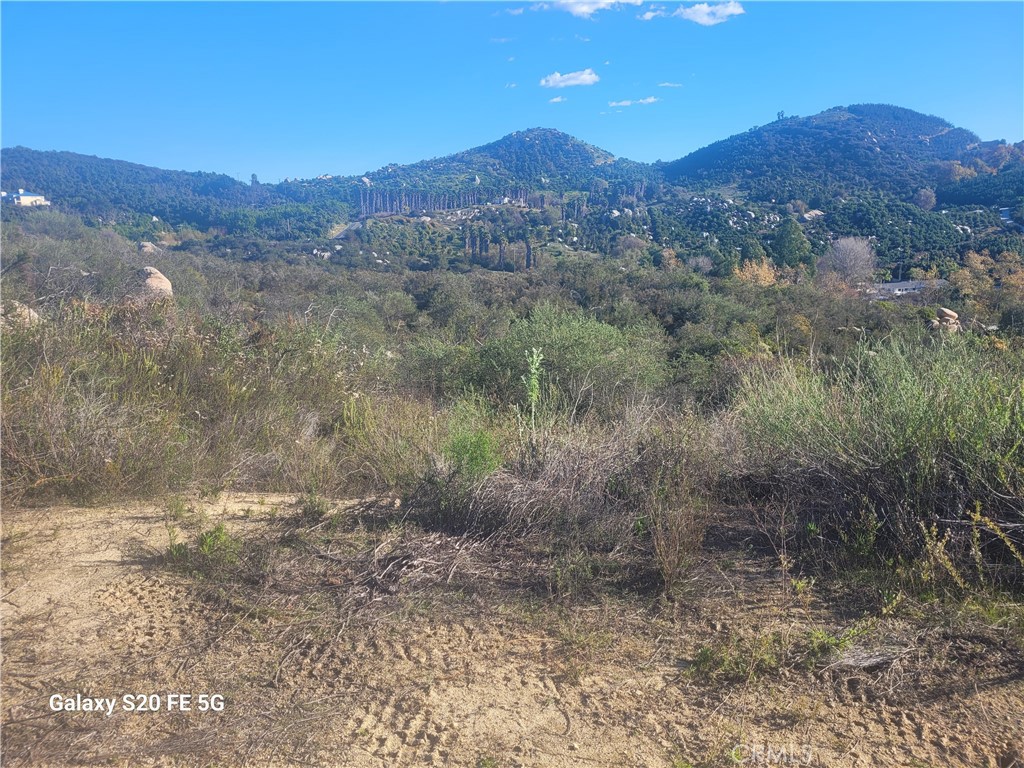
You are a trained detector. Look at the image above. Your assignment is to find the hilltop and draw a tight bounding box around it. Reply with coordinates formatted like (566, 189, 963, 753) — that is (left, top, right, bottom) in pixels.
(661, 103, 1024, 204)
(2, 104, 1021, 274)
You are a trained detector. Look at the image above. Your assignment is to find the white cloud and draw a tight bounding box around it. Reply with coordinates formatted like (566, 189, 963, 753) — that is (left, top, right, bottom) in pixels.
(673, 1, 744, 25)
(639, 9, 664, 20)
(549, 96, 567, 103)
(540, 68, 600, 88)
(608, 96, 658, 107)
(658, 82, 683, 88)
(506, 6, 525, 14)
(505, 82, 518, 89)
(537, 0, 642, 18)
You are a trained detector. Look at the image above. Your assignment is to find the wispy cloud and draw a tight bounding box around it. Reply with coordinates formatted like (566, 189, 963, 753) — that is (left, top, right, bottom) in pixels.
(641, 1, 745, 25)
(540, 68, 600, 88)
(676, 1, 744, 25)
(549, 96, 567, 103)
(608, 96, 658, 107)
(658, 82, 683, 88)
(535, 0, 642, 18)
(506, 6, 525, 14)
(490, 37, 513, 44)
(505, 82, 518, 89)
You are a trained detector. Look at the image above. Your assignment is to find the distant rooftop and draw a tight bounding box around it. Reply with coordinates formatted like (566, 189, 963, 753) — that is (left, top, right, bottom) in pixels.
(870, 279, 947, 295)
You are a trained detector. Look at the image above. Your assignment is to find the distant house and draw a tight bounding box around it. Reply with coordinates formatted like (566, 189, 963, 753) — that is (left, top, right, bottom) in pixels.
(868, 279, 947, 298)
(332, 221, 362, 239)
(10, 188, 51, 207)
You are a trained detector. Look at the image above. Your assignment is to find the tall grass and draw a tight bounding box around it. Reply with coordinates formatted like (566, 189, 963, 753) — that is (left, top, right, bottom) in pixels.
(735, 335, 1024, 581)
(6, 298, 1022, 588)
(412, 399, 717, 594)
(0, 306, 437, 502)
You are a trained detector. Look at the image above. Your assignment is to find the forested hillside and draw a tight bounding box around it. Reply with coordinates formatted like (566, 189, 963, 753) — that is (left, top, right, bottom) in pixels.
(0, 147, 351, 239)
(3, 104, 1022, 276)
(349, 128, 657, 215)
(660, 104, 1022, 201)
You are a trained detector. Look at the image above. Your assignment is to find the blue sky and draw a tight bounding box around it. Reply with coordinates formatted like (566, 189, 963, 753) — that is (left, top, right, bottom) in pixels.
(2, 1, 1022, 182)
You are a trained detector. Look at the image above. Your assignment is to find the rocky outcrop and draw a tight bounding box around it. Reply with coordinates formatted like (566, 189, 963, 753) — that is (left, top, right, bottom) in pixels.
(0, 300, 42, 328)
(932, 307, 962, 333)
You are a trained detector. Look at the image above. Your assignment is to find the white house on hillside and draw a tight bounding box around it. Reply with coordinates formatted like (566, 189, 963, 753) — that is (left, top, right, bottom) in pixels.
(2, 188, 52, 207)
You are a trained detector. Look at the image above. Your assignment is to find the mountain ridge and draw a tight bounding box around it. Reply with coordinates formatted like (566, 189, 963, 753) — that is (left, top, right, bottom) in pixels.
(2, 104, 1021, 251)
(4, 104, 1020, 202)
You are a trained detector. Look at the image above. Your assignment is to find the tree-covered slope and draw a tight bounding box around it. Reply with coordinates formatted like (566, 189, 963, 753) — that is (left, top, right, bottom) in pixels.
(660, 104, 1019, 203)
(3, 105, 1019, 247)
(1, 147, 268, 215)
(360, 128, 652, 193)
(333, 128, 657, 216)
(0, 147, 350, 237)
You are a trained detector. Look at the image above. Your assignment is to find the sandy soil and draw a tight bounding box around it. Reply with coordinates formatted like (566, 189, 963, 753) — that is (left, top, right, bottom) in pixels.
(2, 495, 1022, 767)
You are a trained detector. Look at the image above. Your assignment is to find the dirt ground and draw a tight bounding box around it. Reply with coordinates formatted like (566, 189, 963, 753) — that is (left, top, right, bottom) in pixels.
(2, 495, 1022, 767)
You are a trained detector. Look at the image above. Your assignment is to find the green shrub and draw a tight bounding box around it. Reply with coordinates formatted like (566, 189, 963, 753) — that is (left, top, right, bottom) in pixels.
(443, 428, 502, 484)
(464, 302, 669, 416)
(165, 523, 242, 576)
(197, 523, 241, 564)
(297, 493, 330, 522)
(735, 335, 1024, 582)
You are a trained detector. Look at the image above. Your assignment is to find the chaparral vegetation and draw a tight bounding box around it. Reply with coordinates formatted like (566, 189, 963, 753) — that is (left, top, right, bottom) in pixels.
(3, 104, 1023, 767)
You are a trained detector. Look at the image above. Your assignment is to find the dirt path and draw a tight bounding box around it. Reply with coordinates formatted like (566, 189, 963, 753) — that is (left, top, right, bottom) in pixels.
(2, 497, 1022, 767)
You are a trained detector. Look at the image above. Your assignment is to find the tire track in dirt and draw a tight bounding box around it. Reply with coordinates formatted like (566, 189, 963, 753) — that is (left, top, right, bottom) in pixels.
(274, 618, 667, 767)
(97, 575, 196, 662)
(4, 498, 1023, 767)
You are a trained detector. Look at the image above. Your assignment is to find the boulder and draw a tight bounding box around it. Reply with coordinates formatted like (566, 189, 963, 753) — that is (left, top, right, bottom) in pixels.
(139, 241, 161, 255)
(133, 266, 173, 302)
(937, 307, 959, 321)
(0, 300, 42, 328)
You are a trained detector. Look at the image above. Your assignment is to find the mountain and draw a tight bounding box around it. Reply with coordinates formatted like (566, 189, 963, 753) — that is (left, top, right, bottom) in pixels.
(661, 104, 1023, 205)
(360, 128, 651, 193)
(2, 105, 1020, 246)
(0, 129, 653, 231)
(320, 128, 656, 217)
(0, 147, 266, 218)
(0, 146, 350, 238)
